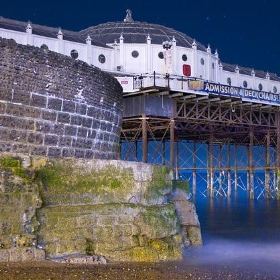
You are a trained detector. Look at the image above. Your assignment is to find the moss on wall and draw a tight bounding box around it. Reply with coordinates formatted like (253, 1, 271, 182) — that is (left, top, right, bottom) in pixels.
(0, 155, 201, 262)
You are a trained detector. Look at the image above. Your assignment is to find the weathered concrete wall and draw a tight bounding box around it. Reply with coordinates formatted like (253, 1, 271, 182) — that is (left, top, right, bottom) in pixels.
(0, 37, 123, 160)
(0, 154, 201, 262)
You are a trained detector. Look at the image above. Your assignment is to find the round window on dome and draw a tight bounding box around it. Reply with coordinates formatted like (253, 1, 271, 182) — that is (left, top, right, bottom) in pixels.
(182, 54, 188, 62)
(40, 44, 49, 51)
(273, 86, 277, 93)
(131, 50, 139, 58)
(70, 49, 78, 59)
(98, 54, 106, 64)
(258, 83, 263, 91)
(200, 58, 204, 65)
(158, 52, 164, 59)
(243, 80, 248, 88)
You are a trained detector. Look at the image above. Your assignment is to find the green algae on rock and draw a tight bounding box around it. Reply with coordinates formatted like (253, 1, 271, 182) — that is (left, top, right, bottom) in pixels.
(0, 155, 202, 262)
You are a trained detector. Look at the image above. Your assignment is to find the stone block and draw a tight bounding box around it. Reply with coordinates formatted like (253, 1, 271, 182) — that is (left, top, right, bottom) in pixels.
(62, 148, 75, 158)
(47, 147, 61, 157)
(186, 226, 202, 246)
(77, 127, 88, 138)
(75, 103, 87, 115)
(9, 248, 23, 261)
(12, 90, 31, 105)
(57, 112, 70, 124)
(64, 125, 77, 137)
(70, 115, 83, 126)
(27, 132, 44, 144)
(44, 135, 59, 146)
(41, 110, 57, 121)
(0, 249, 9, 262)
(30, 94, 47, 108)
(21, 248, 35, 261)
(47, 97, 62, 111)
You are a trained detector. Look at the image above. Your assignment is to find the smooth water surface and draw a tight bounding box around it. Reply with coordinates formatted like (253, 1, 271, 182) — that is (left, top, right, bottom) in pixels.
(184, 194, 280, 277)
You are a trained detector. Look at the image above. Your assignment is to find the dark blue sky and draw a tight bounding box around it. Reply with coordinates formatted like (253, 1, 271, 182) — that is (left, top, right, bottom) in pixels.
(1, 0, 279, 74)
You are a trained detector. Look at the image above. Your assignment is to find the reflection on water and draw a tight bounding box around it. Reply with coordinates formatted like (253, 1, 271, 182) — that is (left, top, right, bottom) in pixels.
(184, 194, 280, 276)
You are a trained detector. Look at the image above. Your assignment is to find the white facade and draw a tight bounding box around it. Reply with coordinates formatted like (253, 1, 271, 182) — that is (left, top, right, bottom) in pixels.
(1, 16, 280, 106)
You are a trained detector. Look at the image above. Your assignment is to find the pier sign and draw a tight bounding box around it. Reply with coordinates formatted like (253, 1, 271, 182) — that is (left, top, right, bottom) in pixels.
(189, 81, 280, 105)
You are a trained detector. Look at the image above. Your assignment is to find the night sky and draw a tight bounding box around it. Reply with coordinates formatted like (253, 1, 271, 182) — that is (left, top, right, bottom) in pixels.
(1, 0, 279, 74)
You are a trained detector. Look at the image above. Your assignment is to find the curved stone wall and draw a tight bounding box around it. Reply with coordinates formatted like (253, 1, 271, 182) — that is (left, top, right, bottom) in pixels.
(0, 38, 123, 159)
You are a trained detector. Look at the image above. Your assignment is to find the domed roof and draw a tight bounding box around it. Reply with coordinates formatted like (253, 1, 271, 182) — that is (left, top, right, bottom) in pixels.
(79, 10, 206, 51)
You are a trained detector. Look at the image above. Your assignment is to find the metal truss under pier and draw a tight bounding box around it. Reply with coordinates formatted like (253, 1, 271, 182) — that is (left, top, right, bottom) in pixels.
(120, 86, 280, 199)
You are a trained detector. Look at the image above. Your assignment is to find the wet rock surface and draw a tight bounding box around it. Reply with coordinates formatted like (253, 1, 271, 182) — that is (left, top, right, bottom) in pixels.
(0, 261, 278, 280)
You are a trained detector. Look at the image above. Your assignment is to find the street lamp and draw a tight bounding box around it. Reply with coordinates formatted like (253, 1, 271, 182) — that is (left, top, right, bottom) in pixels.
(162, 41, 172, 50)
(162, 41, 172, 82)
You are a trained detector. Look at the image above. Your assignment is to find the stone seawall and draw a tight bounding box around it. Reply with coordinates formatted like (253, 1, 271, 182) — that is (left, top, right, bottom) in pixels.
(0, 154, 201, 262)
(0, 38, 123, 160)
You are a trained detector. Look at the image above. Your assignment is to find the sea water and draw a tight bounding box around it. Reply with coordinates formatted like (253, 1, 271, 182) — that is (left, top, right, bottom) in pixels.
(183, 194, 280, 277)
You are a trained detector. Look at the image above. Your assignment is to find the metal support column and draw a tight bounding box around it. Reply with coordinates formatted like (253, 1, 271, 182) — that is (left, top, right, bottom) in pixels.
(234, 144, 238, 192)
(207, 134, 214, 197)
(192, 141, 197, 196)
(227, 141, 232, 197)
(265, 131, 271, 198)
(249, 130, 254, 199)
(142, 114, 148, 163)
(170, 119, 175, 170)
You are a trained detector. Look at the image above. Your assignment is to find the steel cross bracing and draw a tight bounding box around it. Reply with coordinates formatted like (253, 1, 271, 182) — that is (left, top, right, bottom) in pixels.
(120, 89, 280, 199)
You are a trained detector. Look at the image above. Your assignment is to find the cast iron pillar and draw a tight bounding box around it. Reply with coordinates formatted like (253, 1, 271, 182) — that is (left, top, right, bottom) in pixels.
(142, 114, 148, 163)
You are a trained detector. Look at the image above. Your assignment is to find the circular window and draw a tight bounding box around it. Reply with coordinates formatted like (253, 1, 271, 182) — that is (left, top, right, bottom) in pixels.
(258, 83, 263, 91)
(200, 58, 204, 65)
(227, 77, 231, 86)
(273, 86, 277, 93)
(40, 44, 49, 50)
(158, 52, 164, 59)
(131, 50, 139, 58)
(182, 54, 188, 62)
(70, 49, 78, 59)
(243, 80, 248, 88)
(98, 54, 106, 64)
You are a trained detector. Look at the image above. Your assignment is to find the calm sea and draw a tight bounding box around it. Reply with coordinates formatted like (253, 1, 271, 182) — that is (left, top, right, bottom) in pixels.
(183, 193, 280, 277)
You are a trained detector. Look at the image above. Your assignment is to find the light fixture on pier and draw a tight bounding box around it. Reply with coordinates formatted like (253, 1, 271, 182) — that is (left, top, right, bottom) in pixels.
(162, 41, 172, 50)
